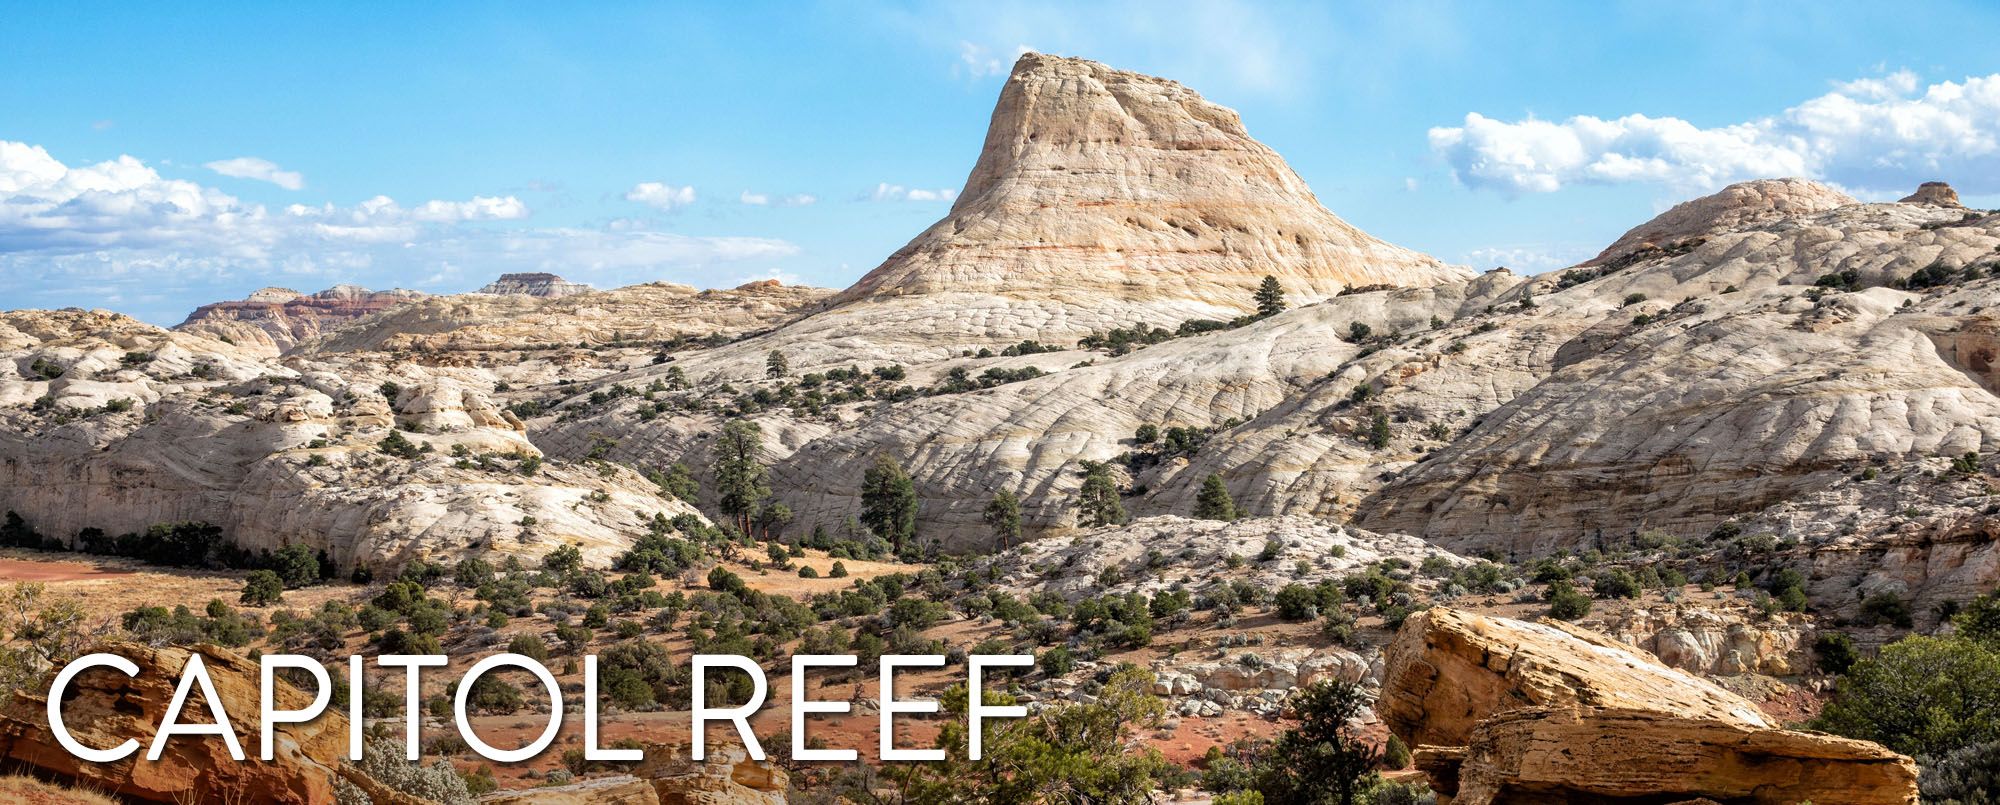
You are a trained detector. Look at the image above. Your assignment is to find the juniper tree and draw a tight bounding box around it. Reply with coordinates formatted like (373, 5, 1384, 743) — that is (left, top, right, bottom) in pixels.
(1077, 462, 1127, 527)
(712, 419, 770, 534)
(1254, 274, 1286, 318)
(983, 489, 1022, 549)
(765, 350, 788, 378)
(860, 455, 918, 552)
(1194, 473, 1239, 521)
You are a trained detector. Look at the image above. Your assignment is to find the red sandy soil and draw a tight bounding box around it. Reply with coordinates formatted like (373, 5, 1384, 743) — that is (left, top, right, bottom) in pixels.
(0, 557, 130, 582)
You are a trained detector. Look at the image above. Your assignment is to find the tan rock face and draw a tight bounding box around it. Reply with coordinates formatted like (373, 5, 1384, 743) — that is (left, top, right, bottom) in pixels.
(0, 642, 349, 805)
(1595, 605, 1810, 677)
(1378, 608, 1772, 749)
(632, 743, 788, 805)
(835, 53, 1467, 312)
(1381, 609, 1918, 805)
(1443, 707, 1918, 805)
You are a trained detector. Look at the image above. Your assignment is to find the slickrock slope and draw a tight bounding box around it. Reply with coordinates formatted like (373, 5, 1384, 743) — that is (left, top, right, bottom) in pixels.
(174, 284, 429, 356)
(0, 309, 703, 571)
(0, 642, 362, 804)
(1382, 608, 1917, 805)
(295, 280, 831, 356)
(539, 277, 1518, 551)
(475, 271, 594, 298)
(1583, 177, 1856, 267)
(1148, 180, 2000, 551)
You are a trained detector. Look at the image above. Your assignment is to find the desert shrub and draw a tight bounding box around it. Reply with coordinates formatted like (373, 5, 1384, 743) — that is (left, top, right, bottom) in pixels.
(1547, 580, 1592, 621)
(1813, 631, 1858, 675)
(240, 570, 284, 606)
(1813, 635, 2000, 758)
(1920, 740, 2000, 805)
(1593, 568, 1641, 599)
(349, 735, 475, 804)
(1859, 592, 1914, 628)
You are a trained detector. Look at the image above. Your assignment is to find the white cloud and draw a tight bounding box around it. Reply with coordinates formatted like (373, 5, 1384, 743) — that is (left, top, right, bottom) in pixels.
(624, 182, 696, 210)
(1463, 245, 1595, 273)
(956, 42, 1034, 79)
(867, 183, 958, 202)
(1432, 70, 2000, 195)
(203, 156, 305, 190)
(739, 190, 816, 207)
(0, 140, 801, 324)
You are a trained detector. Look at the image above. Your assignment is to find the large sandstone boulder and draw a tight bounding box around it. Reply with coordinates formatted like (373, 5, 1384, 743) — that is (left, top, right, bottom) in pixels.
(1381, 609, 1918, 804)
(1379, 608, 1771, 748)
(0, 642, 350, 804)
(1437, 707, 1918, 805)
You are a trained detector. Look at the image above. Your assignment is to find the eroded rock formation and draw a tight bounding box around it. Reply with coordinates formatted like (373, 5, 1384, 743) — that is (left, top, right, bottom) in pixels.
(1381, 608, 1917, 804)
(0, 642, 353, 804)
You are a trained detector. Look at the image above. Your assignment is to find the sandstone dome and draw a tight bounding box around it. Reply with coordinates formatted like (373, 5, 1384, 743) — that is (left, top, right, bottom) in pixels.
(1583, 178, 1857, 267)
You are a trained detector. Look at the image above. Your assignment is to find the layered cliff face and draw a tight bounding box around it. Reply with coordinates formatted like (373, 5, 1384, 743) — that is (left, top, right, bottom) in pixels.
(474, 271, 595, 298)
(0, 310, 704, 572)
(173, 284, 429, 356)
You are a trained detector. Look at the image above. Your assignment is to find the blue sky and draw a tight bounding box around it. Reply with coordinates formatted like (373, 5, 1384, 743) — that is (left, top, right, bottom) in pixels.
(6, 1, 2000, 325)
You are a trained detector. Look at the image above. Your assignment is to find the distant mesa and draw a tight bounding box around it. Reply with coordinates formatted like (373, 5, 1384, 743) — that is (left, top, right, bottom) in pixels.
(475, 272, 594, 298)
(1899, 180, 1962, 207)
(174, 283, 429, 354)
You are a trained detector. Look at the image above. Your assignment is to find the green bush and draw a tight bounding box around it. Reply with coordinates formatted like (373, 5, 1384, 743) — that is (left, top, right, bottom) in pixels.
(239, 570, 284, 606)
(1547, 580, 1592, 621)
(1813, 635, 2000, 758)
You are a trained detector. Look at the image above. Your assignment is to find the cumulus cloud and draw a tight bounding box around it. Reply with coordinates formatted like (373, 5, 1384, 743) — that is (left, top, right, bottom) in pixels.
(1463, 245, 1596, 272)
(739, 190, 816, 207)
(203, 156, 305, 190)
(0, 140, 801, 324)
(866, 183, 958, 202)
(624, 181, 696, 210)
(1432, 70, 2000, 195)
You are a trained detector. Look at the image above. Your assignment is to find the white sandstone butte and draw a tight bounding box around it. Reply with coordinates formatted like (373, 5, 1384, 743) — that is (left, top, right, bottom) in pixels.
(729, 53, 1470, 367)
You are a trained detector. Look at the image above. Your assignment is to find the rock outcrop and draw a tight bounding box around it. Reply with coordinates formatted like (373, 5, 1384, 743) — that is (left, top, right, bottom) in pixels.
(631, 743, 788, 805)
(475, 272, 594, 298)
(0, 642, 353, 804)
(0, 309, 706, 571)
(1583, 177, 1855, 267)
(982, 515, 1464, 601)
(1381, 608, 1918, 804)
(1899, 180, 1963, 207)
(174, 284, 428, 355)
